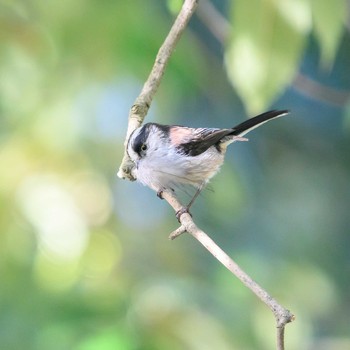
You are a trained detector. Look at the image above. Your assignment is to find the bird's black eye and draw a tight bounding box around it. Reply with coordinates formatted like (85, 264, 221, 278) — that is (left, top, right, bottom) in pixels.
(141, 144, 147, 152)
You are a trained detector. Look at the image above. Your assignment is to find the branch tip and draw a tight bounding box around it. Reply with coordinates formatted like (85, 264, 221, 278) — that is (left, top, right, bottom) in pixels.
(276, 310, 295, 328)
(169, 226, 186, 240)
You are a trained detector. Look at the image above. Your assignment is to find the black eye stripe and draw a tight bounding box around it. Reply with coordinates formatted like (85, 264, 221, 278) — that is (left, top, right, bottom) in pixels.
(132, 124, 151, 155)
(130, 123, 171, 157)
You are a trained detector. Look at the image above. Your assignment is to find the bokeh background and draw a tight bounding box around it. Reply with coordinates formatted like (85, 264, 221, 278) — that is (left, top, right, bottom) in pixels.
(1, 1, 350, 349)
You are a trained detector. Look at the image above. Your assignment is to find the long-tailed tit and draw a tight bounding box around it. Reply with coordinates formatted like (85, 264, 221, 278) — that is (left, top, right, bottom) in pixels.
(127, 110, 289, 219)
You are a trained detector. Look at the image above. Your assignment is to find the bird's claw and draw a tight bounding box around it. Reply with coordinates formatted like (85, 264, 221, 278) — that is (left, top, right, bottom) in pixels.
(175, 207, 192, 222)
(157, 187, 175, 199)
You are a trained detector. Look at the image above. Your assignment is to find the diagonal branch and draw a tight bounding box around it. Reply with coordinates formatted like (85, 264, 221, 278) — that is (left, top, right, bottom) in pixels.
(117, 0, 199, 181)
(162, 189, 294, 339)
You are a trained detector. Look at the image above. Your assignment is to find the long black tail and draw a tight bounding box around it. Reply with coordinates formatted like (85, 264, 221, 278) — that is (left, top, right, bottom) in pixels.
(231, 110, 289, 137)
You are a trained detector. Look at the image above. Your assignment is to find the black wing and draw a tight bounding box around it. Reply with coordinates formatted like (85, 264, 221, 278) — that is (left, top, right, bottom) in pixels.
(177, 128, 233, 156)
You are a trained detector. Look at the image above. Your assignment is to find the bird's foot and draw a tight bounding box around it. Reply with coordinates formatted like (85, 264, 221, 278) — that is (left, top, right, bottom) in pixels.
(157, 187, 174, 200)
(157, 189, 164, 199)
(175, 207, 192, 222)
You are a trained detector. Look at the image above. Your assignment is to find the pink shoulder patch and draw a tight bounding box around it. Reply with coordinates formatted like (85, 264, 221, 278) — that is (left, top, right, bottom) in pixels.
(170, 127, 192, 146)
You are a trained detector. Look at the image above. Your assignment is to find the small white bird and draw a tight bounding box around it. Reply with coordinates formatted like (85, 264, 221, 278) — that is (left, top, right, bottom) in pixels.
(127, 110, 289, 219)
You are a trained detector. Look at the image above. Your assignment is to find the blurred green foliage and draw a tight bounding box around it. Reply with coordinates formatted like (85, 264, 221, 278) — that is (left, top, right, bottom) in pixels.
(1, 1, 350, 349)
(226, 0, 347, 113)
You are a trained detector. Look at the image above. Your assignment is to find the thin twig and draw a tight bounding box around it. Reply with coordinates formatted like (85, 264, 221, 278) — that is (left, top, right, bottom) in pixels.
(169, 225, 186, 240)
(161, 189, 294, 335)
(277, 326, 286, 350)
(292, 72, 350, 107)
(117, 0, 199, 181)
(196, 0, 230, 43)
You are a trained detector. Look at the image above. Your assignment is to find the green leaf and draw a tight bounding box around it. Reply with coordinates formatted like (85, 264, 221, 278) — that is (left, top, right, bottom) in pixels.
(225, 0, 311, 114)
(311, 0, 347, 68)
